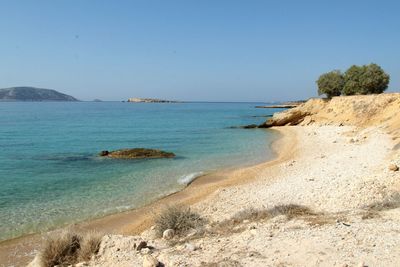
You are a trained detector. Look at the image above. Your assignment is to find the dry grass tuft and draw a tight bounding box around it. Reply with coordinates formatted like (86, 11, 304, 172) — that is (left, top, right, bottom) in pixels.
(267, 204, 315, 219)
(232, 208, 270, 223)
(361, 210, 380, 220)
(40, 231, 81, 267)
(364, 192, 400, 212)
(77, 231, 103, 262)
(212, 204, 319, 235)
(229, 204, 315, 224)
(155, 206, 205, 237)
(200, 259, 242, 267)
(39, 230, 103, 267)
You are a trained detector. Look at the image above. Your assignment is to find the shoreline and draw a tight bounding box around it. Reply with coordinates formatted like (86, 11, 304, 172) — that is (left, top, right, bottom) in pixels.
(0, 127, 297, 266)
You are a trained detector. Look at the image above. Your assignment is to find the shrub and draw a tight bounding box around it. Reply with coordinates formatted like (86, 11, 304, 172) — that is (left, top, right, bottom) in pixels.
(316, 70, 344, 98)
(155, 206, 205, 237)
(267, 204, 315, 219)
(39, 230, 103, 267)
(77, 231, 103, 262)
(40, 231, 81, 267)
(343, 63, 389, 95)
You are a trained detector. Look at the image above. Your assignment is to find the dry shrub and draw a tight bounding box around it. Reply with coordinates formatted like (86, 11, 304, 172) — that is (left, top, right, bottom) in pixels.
(365, 192, 400, 212)
(232, 208, 270, 223)
(361, 210, 380, 220)
(213, 204, 317, 235)
(39, 230, 103, 267)
(229, 204, 314, 224)
(200, 259, 242, 267)
(77, 231, 103, 262)
(40, 231, 81, 267)
(155, 206, 205, 237)
(267, 204, 315, 219)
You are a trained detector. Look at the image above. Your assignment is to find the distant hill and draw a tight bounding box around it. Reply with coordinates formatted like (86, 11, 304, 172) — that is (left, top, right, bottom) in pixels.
(0, 87, 78, 101)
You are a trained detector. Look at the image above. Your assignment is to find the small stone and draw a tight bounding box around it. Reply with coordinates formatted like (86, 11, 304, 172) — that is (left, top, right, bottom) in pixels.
(389, 163, 399, 171)
(187, 228, 198, 238)
(75, 263, 89, 267)
(141, 248, 151, 254)
(185, 243, 197, 251)
(137, 241, 147, 251)
(142, 255, 159, 267)
(162, 229, 175, 240)
(357, 262, 367, 267)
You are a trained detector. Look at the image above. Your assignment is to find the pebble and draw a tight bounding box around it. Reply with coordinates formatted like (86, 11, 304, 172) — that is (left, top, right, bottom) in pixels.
(141, 248, 151, 255)
(162, 229, 175, 240)
(137, 241, 147, 251)
(142, 255, 159, 267)
(388, 163, 399, 171)
(185, 243, 197, 251)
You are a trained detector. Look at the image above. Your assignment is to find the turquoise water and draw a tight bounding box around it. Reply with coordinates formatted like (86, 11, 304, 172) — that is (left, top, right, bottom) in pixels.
(0, 102, 280, 241)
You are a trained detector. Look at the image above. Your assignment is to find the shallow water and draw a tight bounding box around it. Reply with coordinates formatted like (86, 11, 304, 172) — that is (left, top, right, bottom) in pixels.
(0, 102, 280, 241)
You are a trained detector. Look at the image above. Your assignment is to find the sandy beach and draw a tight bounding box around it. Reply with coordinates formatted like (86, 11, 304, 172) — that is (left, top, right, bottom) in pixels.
(85, 124, 400, 267)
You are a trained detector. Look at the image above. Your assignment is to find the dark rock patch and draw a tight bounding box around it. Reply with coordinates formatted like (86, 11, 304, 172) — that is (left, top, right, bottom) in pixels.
(99, 148, 175, 159)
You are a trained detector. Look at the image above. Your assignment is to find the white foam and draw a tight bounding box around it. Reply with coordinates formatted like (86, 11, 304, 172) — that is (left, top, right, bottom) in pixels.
(178, 172, 204, 185)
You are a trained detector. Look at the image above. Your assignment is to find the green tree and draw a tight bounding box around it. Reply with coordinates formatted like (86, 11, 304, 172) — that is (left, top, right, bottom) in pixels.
(316, 70, 344, 98)
(343, 63, 389, 95)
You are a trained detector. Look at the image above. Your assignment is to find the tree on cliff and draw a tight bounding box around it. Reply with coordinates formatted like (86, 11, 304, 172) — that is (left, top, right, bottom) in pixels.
(342, 63, 390, 95)
(316, 70, 344, 98)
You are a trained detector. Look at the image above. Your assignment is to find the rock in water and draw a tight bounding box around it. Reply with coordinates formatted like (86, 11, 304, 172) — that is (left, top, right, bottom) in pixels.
(242, 124, 258, 129)
(99, 150, 109, 156)
(99, 148, 175, 159)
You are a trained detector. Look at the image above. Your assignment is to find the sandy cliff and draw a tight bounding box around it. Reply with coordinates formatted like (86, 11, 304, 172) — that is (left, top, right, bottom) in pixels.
(261, 93, 400, 138)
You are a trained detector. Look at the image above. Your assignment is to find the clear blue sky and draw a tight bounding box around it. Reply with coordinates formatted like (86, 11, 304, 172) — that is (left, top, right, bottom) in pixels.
(0, 0, 399, 101)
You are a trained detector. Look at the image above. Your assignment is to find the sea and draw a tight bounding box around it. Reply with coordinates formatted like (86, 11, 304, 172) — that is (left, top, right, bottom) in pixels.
(0, 102, 281, 241)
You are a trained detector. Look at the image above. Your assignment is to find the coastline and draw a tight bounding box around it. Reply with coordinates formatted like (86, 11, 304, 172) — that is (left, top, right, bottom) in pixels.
(0, 127, 296, 266)
(87, 124, 400, 267)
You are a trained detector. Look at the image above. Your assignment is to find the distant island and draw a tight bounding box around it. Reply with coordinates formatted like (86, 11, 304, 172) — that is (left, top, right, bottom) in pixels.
(0, 87, 78, 101)
(127, 97, 181, 103)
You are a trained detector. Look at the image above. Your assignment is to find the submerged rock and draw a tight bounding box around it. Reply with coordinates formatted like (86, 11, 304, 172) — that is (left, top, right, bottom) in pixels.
(242, 124, 258, 129)
(228, 124, 259, 129)
(99, 148, 175, 159)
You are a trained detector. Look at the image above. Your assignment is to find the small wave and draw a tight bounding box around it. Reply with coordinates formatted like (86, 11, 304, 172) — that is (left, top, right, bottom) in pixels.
(178, 172, 204, 185)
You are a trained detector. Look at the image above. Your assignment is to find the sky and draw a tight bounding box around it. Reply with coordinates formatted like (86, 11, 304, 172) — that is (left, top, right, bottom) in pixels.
(0, 0, 399, 102)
